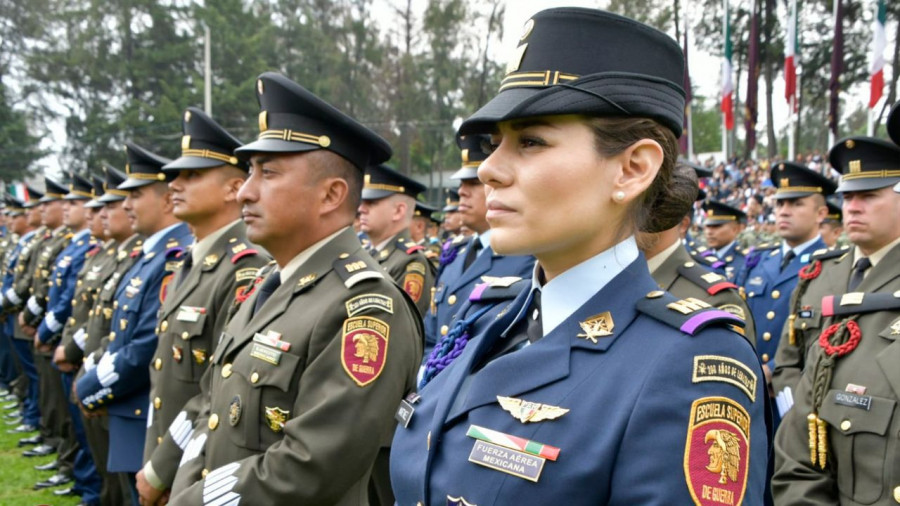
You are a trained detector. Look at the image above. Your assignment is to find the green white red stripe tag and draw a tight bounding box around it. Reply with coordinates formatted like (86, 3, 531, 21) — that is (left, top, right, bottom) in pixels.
(466, 424, 560, 461)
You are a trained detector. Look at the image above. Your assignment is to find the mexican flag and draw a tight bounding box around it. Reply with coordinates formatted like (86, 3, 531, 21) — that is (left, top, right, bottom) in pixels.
(869, 0, 886, 108)
(784, 0, 798, 111)
(721, 0, 734, 130)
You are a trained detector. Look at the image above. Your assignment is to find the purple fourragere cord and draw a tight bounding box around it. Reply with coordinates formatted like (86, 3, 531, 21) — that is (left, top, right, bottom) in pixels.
(420, 304, 493, 387)
(438, 239, 460, 267)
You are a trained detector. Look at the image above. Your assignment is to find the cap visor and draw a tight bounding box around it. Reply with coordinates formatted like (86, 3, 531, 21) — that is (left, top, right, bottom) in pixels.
(63, 194, 91, 201)
(97, 193, 126, 204)
(84, 200, 104, 209)
(162, 156, 228, 172)
(118, 178, 158, 191)
(361, 189, 394, 201)
(772, 191, 817, 200)
(836, 177, 900, 193)
(234, 138, 319, 161)
(458, 88, 541, 136)
(450, 167, 479, 180)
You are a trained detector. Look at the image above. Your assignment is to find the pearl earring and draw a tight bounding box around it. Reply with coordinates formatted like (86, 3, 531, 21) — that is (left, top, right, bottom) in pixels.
(613, 191, 626, 203)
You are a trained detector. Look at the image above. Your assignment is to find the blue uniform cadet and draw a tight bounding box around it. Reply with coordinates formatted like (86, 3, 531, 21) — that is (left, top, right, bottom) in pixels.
(76, 143, 194, 474)
(393, 243, 769, 505)
(424, 134, 534, 359)
(699, 201, 747, 281)
(392, 9, 769, 505)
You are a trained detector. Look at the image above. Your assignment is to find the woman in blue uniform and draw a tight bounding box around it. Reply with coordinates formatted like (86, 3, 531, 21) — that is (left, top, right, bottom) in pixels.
(390, 8, 769, 506)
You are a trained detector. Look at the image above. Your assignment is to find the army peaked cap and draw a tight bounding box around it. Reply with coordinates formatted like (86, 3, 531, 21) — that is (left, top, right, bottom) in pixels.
(236, 72, 392, 170)
(362, 164, 426, 201)
(769, 161, 836, 199)
(120, 142, 174, 190)
(828, 137, 900, 192)
(163, 107, 247, 172)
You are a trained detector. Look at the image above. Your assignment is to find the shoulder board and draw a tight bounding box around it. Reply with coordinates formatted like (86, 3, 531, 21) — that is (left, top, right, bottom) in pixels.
(405, 244, 425, 254)
(231, 247, 260, 264)
(468, 276, 527, 303)
(690, 251, 724, 269)
(822, 292, 900, 318)
(676, 262, 738, 295)
(811, 246, 851, 261)
(636, 291, 745, 336)
(165, 247, 185, 259)
(333, 254, 385, 289)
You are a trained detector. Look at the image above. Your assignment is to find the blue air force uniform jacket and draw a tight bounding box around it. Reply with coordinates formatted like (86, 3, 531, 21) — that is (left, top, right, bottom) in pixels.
(424, 236, 533, 358)
(37, 229, 97, 343)
(704, 242, 747, 282)
(392, 257, 769, 506)
(737, 237, 825, 372)
(76, 222, 192, 472)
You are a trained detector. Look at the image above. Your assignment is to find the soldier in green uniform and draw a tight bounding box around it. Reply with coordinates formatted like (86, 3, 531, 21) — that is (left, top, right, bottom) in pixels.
(167, 73, 422, 505)
(820, 199, 844, 249)
(642, 163, 756, 347)
(19, 178, 76, 472)
(773, 135, 900, 504)
(358, 163, 436, 316)
(136, 107, 269, 506)
(78, 165, 145, 506)
(411, 202, 441, 269)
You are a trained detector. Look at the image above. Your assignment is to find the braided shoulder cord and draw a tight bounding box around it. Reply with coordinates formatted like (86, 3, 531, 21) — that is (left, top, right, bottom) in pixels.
(420, 304, 494, 388)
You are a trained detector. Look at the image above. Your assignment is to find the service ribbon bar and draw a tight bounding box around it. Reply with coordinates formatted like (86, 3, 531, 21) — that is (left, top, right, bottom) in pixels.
(466, 424, 560, 461)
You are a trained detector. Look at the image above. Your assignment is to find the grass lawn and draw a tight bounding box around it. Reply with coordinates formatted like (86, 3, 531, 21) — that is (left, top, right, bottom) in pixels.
(0, 405, 82, 506)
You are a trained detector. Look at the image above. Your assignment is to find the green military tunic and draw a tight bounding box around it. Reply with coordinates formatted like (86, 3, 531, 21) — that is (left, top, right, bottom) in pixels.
(143, 220, 268, 488)
(2, 225, 48, 323)
(22, 226, 73, 330)
(168, 227, 422, 505)
(772, 246, 852, 398)
(651, 243, 756, 347)
(59, 238, 117, 364)
(374, 230, 435, 316)
(773, 241, 900, 504)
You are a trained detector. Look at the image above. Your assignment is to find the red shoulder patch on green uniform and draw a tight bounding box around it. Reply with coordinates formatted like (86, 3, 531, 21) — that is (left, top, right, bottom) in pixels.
(159, 273, 175, 303)
(341, 316, 389, 387)
(406, 244, 425, 254)
(684, 397, 750, 506)
(231, 249, 259, 264)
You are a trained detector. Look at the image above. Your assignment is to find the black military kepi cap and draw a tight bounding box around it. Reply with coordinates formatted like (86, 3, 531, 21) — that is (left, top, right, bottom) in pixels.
(442, 188, 460, 212)
(84, 175, 105, 209)
(39, 177, 68, 203)
(64, 172, 94, 201)
(414, 202, 440, 225)
(828, 136, 900, 193)
(702, 201, 746, 225)
(23, 185, 43, 209)
(769, 161, 836, 199)
(120, 142, 173, 190)
(458, 8, 685, 137)
(362, 164, 426, 201)
(451, 134, 490, 180)
(163, 107, 247, 173)
(4, 196, 25, 217)
(236, 72, 392, 170)
(888, 100, 900, 147)
(98, 165, 129, 203)
(824, 199, 842, 222)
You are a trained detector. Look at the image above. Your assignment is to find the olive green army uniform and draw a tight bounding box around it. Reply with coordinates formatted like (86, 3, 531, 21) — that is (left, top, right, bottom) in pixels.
(374, 229, 435, 317)
(77, 234, 144, 506)
(143, 220, 268, 488)
(650, 243, 757, 347)
(168, 228, 422, 505)
(772, 246, 852, 400)
(773, 242, 900, 504)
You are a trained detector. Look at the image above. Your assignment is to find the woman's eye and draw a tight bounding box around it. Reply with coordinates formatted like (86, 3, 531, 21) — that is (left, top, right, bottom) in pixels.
(519, 136, 545, 148)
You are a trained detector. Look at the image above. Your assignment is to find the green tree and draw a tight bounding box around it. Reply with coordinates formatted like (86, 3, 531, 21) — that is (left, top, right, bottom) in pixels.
(0, 83, 44, 180)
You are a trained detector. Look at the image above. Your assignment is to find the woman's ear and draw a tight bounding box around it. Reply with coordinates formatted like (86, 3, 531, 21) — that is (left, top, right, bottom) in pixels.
(613, 139, 663, 200)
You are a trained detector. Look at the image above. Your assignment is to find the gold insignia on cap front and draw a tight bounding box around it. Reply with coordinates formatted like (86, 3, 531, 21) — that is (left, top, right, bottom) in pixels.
(181, 135, 191, 150)
(849, 160, 861, 173)
(577, 312, 614, 343)
(257, 78, 264, 95)
(184, 110, 191, 123)
(780, 178, 790, 187)
(845, 139, 855, 149)
(258, 110, 268, 132)
(505, 43, 528, 75)
(520, 18, 535, 41)
(318, 135, 331, 148)
(497, 396, 569, 423)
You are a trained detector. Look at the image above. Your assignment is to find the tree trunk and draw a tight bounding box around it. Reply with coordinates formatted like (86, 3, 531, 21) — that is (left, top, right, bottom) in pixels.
(764, 0, 777, 158)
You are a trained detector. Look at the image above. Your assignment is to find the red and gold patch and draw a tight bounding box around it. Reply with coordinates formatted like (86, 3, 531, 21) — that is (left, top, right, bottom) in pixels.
(341, 316, 389, 387)
(684, 397, 750, 506)
(159, 273, 175, 303)
(403, 272, 425, 302)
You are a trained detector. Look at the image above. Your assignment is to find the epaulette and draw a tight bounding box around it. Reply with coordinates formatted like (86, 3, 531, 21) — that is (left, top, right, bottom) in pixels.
(636, 291, 745, 336)
(405, 243, 425, 255)
(230, 241, 259, 264)
(822, 291, 900, 318)
(333, 254, 385, 289)
(676, 262, 738, 295)
(811, 246, 851, 261)
(468, 276, 527, 303)
(690, 251, 724, 270)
